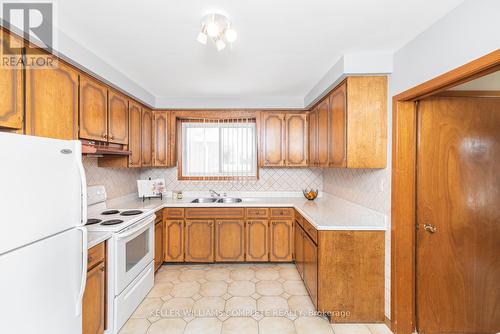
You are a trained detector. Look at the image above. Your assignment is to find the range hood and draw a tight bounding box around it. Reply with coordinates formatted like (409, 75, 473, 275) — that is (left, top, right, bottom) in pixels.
(81, 140, 131, 156)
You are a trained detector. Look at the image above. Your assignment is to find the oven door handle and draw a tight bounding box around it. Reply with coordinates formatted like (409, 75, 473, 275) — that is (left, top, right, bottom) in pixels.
(116, 216, 154, 239)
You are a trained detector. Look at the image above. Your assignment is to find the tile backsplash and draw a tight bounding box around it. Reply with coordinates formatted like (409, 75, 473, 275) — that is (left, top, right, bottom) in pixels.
(140, 167, 323, 193)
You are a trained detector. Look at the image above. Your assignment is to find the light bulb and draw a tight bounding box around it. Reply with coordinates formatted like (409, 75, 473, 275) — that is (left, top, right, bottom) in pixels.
(225, 28, 237, 43)
(206, 22, 219, 38)
(216, 39, 226, 51)
(196, 31, 207, 45)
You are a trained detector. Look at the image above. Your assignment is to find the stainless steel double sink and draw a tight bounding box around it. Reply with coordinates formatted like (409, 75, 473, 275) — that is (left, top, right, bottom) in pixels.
(190, 197, 243, 204)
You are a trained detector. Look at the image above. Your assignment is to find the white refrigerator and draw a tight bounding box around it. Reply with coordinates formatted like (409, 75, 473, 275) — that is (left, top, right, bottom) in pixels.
(0, 133, 87, 334)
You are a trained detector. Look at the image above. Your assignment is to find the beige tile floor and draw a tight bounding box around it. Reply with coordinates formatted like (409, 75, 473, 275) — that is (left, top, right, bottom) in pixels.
(119, 263, 393, 334)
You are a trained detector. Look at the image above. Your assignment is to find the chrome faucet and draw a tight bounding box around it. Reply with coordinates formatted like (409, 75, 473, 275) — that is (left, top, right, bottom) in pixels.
(209, 189, 221, 198)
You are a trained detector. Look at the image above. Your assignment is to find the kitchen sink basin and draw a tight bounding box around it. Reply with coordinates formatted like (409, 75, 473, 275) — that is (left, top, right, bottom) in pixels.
(217, 197, 243, 203)
(190, 198, 218, 203)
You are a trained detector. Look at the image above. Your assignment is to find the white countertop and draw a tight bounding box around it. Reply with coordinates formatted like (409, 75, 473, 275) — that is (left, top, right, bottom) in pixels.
(105, 193, 387, 231)
(87, 230, 112, 249)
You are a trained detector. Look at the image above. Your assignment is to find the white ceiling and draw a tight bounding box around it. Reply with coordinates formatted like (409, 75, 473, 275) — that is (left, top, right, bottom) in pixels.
(49, 0, 463, 107)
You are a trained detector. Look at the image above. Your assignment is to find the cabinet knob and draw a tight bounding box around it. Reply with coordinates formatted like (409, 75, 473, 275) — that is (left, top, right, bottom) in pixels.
(208, 222, 213, 227)
(101, 133, 107, 139)
(109, 135, 114, 140)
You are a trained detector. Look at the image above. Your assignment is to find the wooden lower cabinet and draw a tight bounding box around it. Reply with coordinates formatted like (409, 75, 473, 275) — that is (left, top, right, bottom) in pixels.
(246, 220, 269, 262)
(83, 242, 106, 334)
(303, 231, 318, 308)
(164, 220, 184, 262)
(215, 220, 245, 262)
(184, 220, 214, 262)
(269, 219, 293, 262)
(154, 219, 164, 272)
(294, 219, 304, 277)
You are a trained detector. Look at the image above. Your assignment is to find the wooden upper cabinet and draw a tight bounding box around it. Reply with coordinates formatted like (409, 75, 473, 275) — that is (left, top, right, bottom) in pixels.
(153, 111, 170, 167)
(164, 220, 184, 262)
(215, 220, 245, 262)
(260, 113, 285, 166)
(184, 220, 214, 262)
(269, 219, 293, 262)
(316, 99, 330, 167)
(285, 114, 308, 166)
(247, 220, 269, 262)
(328, 82, 347, 167)
(128, 101, 142, 167)
(141, 108, 153, 167)
(307, 110, 318, 166)
(79, 75, 108, 141)
(0, 29, 23, 130)
(25, 59, 79, 140)
(108, 90, 129, 144)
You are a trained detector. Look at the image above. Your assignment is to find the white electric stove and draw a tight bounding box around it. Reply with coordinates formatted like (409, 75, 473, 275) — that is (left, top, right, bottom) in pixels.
(86, 186, 155, 334)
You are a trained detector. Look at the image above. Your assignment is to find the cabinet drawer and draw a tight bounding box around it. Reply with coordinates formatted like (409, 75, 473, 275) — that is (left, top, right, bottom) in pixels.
(87, 242, 105, 270)
(185, 208, 245, 219)
(269, 208, 294, 218)
(302, 218, 318, 244)
(246, 208, 269, 218)
(164, 208, 184, 218)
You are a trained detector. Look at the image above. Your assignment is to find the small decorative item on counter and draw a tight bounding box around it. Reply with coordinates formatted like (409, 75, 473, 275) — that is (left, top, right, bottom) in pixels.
(137, 178, 165, 199)
(303, 189, 318, 201)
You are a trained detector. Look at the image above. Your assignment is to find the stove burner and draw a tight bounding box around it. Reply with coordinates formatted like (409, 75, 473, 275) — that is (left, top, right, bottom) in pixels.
(101, 219, 124, 226)
(86, 218, 102, 225)
(120, 210, 143, 216)
(102, 210, 120, 215)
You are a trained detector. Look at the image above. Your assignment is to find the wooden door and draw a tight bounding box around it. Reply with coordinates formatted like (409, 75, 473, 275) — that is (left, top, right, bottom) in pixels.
(163, 220, 184, 262)
(128, 101, 142, 167)
(285, 114, 308, 166)
(154, 221, 163, 271)
(269, 219, 293, 262)
(107, 90, 128, 144)
(82, 262, 105, 334)
(294, 220, 304, 277)
(215, 220, 245, 262)
(153, 111, 169, 166)
(0, 29, 23, 130)
(328, 82, 347, 167)
(416, 97, 500, 334)
(141, 108, 153, 167)
(246, 220, 269, 262)
(25, 59, 79, 139)
(79, 76, 108, 141)
(308, 110, 318, 166)
(185, 220, 214, 262)
(261, 113, 285, 166)
(303, 233, 318, 308)
(316, 99, 329, 167)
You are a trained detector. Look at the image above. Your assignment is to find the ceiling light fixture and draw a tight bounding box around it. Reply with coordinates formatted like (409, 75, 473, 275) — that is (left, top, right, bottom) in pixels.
(197, 12, 237, 51)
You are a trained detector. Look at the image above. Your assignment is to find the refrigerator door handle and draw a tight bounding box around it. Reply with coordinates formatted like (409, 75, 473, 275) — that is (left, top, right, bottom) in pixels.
(75, 226, 88, 316)
(75, 140, 87, 226)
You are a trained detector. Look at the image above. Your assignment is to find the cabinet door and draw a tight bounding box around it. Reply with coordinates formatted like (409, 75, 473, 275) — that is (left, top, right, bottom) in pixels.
(128, 101, 142, 167)
(260, 113, 285, 166)
(246, 220, 269, 262)
(153, 111, 169, 166)
(294, 220, 304, 278)
(303, 234, 318, 308)
(317, 99, 329, 167)
(308, 110, 318, 166)
(141, 108, 153, 167)
(108, 90, 129, 144)
(0, 30, 23, 130)
(82, 261, 105, 334)
(25, 59, 79, 140)
(328, 82, 347, 167)
(154, 221, 163, 271)
(269, 219, 293, 262)
(79, 75, 108, 141)
(285, 114, 308, 166)
(164, 220, 184, 262)
(185, 220, 214, 262)
(215, 220, 245, 262)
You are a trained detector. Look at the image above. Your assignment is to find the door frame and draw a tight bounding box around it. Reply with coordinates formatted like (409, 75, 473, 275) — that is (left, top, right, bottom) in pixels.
(390, 49, 500, 334)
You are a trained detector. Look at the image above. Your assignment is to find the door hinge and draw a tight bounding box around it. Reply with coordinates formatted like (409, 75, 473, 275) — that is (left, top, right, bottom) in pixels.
(416, 223, 419, 230)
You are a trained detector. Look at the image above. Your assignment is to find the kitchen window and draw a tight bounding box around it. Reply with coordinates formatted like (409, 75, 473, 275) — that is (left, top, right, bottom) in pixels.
(180, 119, 257, 180)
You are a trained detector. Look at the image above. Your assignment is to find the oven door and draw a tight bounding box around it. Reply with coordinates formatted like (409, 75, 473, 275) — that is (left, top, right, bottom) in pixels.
(114, 215, 155, 294)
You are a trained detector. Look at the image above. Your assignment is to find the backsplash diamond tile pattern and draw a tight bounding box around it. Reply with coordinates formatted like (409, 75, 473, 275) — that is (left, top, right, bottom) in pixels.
(140, 167, 323, 192)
